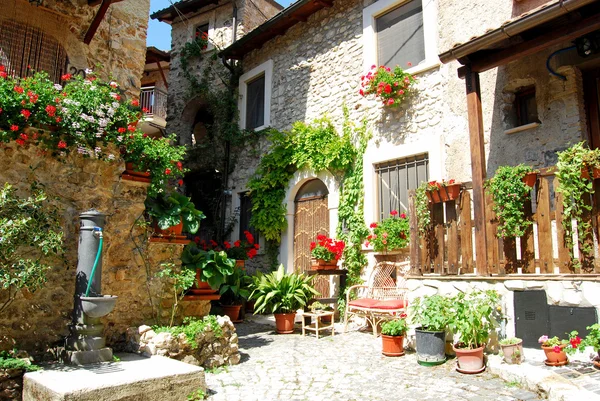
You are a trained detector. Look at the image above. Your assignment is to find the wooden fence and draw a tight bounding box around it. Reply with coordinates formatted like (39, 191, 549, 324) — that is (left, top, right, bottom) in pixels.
(408, 171, 600, 276)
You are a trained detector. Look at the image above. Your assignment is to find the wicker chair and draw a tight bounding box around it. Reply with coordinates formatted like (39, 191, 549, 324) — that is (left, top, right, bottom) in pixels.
(343, 261, 410, 336)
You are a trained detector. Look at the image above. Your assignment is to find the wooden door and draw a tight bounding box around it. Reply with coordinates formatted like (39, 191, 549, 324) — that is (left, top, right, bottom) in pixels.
(293, 195, 329, 273)
(584, 69, 600, 149)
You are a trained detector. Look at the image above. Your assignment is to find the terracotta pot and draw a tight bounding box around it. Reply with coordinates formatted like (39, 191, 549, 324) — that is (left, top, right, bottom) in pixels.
(187, 269, 218, 295)
(381, 334, 405, 357)
(594, 167, 600, 179)
(235, 259, 245, 269)
(221, 304, 242, 322)
(316, 259, 338, 270)
(581, 167, 600, 180)
(439, 183, 461, 202)
(500, 340, 523, 364)
(245, 299, 256, 313)
(542, 344, 568, 366)
(274, 313, 296, 334)
(426, 190, 442, 203)
(152, 217, 183, 236)
(522, 172, 538, 188)
(453, 344, 485, 373)
(124, 162, 151, 178)
(317, 312, 332, 324)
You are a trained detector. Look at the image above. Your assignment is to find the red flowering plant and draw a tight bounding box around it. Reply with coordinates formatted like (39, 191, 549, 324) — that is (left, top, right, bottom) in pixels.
(310, 234, 345, 263)
(365, 210, 410, 252)
(224, 230, 260, 260)
(425, 179, 456, 192)
(538, 332, 583, 355)
(360, 65, 415, 107)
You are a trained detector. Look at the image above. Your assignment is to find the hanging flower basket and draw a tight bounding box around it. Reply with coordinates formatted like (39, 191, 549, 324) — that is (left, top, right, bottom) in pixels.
(426, 181, 461, 203)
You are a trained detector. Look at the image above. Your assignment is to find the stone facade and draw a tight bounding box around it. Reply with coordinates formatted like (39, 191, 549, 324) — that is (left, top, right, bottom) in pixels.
(0, 0, 149, 96)
(0, 368, 25, 401)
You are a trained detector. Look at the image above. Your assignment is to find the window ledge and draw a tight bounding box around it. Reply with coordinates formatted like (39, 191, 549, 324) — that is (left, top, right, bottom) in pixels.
(504, 122, 540, 135)
(406, 60, 440, 76)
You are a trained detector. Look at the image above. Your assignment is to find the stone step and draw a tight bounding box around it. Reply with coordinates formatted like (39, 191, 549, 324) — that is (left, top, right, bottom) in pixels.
(23, 354, 205, 401)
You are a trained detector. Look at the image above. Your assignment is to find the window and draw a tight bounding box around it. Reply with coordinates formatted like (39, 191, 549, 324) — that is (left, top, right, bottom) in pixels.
(245, 75, 265, 130)
(376, 0, 425, 68)
(239, 192, 258, 242)
(363, 0, 438, 74)
(238, 60, 272, 131)
(375, 154, 429, 220)
(195, 23, 209, 40)
(515, 87, 538, 126)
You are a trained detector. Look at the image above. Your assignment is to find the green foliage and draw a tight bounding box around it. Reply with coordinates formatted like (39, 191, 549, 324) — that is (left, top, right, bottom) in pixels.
(415, 183, 431, 235)
(366, 211, 409, 252)
(409, 294, 454, 332)
(181, 243, 235, 290)
(450, 290, 501, 349)
(487, 165, 535, 238)
(309, 301, 333, 312)
(187, 388, 206, 400)
(360, 65, 416, 107)
(154, 316, 222, 349)
(145, 192, 205, 234)
(0, 183, 63, 315)
(499, 337, 522, 346)
(380, 317, 408, 336)
(583, 323, 600, 352)
(219, 265, 251, 306)
(156, 262, 196, 327)
(249, 265, 319, 314)
(556, 142, 600, 265)
(0, 351, 39, 372)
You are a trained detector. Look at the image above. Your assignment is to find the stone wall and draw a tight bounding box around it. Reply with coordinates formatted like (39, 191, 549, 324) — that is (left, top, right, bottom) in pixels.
(0, 0, 149, 97)
(0, 368, 24, 401)
(237, 0, 281, 38)
(0, 143, 209, 354)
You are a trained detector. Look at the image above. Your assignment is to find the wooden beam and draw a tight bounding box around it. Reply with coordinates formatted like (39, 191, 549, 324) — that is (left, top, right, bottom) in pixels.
(465, 67, 489, 276)
(88, 0, 123, 7)
(460, 13, 600, 76)
(84, 0, 113, 45)
(155, 60, 169, 90)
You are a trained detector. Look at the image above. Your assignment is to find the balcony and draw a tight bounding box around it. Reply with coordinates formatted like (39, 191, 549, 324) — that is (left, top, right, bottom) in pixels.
(140, 87, 167, 136)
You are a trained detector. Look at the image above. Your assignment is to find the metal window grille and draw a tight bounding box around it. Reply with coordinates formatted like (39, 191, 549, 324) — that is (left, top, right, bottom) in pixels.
(0, 20, 69, 84)
(376, 0, 425, 68)
(375, 154, 429, 221)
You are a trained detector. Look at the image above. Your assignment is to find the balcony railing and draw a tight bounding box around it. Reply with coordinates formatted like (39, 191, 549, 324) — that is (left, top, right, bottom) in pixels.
(140, 86, 167, 120)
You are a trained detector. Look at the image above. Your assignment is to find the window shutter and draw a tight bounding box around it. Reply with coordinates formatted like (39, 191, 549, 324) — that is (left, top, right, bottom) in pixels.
(376, 0, 425, 68)
(245, 75, 265, 130)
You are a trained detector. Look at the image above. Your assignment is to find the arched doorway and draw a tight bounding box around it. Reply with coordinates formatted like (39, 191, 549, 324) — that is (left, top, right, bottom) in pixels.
(293, 179, 330, 273)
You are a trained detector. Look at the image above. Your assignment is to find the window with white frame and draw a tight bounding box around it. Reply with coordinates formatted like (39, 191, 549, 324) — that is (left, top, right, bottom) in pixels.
(363, 0, 438, 73)
(375, 154, 429, 220)
(238, 60, 272, 131)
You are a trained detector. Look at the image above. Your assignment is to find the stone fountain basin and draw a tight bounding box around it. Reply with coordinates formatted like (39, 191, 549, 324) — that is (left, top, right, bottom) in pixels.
(80, 295, 118, 318)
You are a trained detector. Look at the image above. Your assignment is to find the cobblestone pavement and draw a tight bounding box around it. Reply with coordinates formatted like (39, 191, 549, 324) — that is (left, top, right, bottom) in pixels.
(205, 318, 542, 401)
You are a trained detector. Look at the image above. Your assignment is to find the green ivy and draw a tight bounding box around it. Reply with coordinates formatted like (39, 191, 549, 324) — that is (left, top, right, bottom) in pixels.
(415, 183, 431, 235)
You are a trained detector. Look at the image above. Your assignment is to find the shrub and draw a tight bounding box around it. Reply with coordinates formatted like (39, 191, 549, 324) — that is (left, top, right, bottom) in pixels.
(381, 315, 408, 336)
(365, 210, 409, 252)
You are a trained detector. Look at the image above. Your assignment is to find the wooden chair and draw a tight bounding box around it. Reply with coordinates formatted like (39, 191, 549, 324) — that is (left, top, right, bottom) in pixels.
(343, 261, 410, 336)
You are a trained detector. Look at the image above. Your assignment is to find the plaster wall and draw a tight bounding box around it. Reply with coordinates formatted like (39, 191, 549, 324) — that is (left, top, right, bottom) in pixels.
(0, 0, 150, 96)
(141, 68, 169, 94)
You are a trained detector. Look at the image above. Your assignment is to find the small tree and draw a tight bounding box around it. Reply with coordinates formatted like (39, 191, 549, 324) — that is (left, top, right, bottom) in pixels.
(0, 183, 63, 314)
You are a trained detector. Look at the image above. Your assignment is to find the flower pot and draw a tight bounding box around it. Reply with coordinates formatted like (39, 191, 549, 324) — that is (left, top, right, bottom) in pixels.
(381, 334, 405, 357)
(221, 304, 242, 323)
(453, 344, 485, 373)
(541, 344, 569, 366)
(187, 269, 218, 295)
(315, 311, 332, 324)
(316, 259, 338, 270)
(415, 328, 446, 366)
(439, 183, 461, 202)
(522, 172, 538, 188)
(235, 259, 245, 269)
(274, 313, 296, 334)
(581, 167, 600, 180)
(123, 162, 151, 183)
(500, 340, 523, 365)
(245, 299, 256, 313)
(152, 218, 183, 236)
(426, 190, 442, 203)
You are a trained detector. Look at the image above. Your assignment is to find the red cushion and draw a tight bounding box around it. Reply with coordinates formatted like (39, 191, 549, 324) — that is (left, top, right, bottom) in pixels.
(348, 298, 379, 308)
(372, 299, 408, 309)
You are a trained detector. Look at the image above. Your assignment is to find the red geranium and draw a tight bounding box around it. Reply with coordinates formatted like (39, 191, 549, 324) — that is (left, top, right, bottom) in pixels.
(311, 235, 345, 262)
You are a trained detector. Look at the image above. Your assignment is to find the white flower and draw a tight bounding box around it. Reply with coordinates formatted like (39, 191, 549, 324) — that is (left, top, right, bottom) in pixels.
(98, 118, 109, 128)
(95, 132, 103, 138)
(85, 68, 93, 74)
(61, 107, 69, 114)
(111, 102, 120, 109)
(72, 122, 81, 129)
(95, 147, 101, 153)
(116, 136, 123, 142)
(95, 109, 105, 117)
(107, 154, 115, 160)
(107, 108, 115, 116)
(77, 146, 86, 154)
(110, 81, 118, 88)
(54, 84, 62, 91)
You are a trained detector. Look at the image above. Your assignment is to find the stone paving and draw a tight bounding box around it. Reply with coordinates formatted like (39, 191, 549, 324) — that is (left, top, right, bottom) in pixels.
(205, 317, 542, 401)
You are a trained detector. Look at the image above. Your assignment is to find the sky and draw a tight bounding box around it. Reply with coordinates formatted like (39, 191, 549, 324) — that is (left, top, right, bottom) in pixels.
(148, 0, 295, 51)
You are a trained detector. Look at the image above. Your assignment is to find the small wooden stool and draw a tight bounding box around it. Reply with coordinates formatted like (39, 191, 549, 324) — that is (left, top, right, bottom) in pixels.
(301, 311, 335, 339)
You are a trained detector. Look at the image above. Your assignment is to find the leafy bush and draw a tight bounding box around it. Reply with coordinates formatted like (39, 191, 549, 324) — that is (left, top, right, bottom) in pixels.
(181, 243, 235, 289)
(0, 351, 39, 372)
(409, 294, 453, 332)
(487, 165, 535, 238)
(154, 316, 222, 349)
(583, 323, 600, 353)
(450, 290, 501, 349)
(145, 192, 205, 234)
(365, 210, 409, 252)
(219, 265, 250, 306)
(249, 265, 319, 314)
(381, 315, 408, 336)
(155, 263, 196, 327)
(0, 183, 63, 315)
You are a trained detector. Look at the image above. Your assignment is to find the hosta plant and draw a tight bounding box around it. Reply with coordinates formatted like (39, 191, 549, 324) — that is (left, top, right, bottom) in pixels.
(181, 243, 235, 290)
(486, 164, 535, 238)
(145, 192, 205, 234)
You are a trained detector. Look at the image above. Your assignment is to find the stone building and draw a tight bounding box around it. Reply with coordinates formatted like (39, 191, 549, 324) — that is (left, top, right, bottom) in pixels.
(140, 47, 170, 137)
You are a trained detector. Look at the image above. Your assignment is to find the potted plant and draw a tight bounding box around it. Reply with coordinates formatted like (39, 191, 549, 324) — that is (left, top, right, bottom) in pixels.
(583, 324, 600, 367)
(450, 290, 500, 374)
(225, 230, 260, 268)
(359, 64, 415, 107)
(145, 192, 205, 236)
(249, 264, 319, 334)
(424, 179, 461, 203)
(538, 332, 582, 366)
(309, 301, 334, 324)
(499, 337, 523, 365)
(486, 165, 536, 238)
(310, 235, 345, 269)
(380, 314, 408, 357)
(365, 210, 409, 253)
(218, 265, 250, 323)
(409, 294, 454, 366)
(556, 142, 600, 267)
(181, 242, 235, 291)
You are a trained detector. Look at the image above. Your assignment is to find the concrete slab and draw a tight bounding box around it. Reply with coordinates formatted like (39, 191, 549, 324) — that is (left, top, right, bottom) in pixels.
(23, 354, 205, 401)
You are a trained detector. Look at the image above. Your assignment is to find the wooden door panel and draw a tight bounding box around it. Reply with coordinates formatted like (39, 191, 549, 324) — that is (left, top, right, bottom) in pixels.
(293, 197, 329, 273)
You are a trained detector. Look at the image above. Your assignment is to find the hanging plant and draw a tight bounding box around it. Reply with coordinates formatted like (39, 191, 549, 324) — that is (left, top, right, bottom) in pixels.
(555, 142, 600, 262)
(486, 164, 536, 238)
(359, 65, 415, 107)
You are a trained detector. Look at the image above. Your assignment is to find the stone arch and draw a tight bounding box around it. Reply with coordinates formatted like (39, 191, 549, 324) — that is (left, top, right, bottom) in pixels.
(280, 168, 340, 272)
(178, 95, 212, 146)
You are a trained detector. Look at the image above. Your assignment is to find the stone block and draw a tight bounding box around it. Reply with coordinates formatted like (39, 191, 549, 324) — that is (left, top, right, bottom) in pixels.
(546, 282, 563, 305)
(525, 281, 545, 290)
(582, 282, 600, 308)
(563, 289, 583, 306)
(504, 280, 526, 291)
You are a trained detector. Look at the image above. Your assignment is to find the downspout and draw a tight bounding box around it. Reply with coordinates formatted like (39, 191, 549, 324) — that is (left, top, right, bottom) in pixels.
(219, 0, 238, 241)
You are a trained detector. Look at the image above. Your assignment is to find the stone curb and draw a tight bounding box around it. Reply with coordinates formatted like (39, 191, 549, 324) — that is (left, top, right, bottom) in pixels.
(487, 354, 600, 401)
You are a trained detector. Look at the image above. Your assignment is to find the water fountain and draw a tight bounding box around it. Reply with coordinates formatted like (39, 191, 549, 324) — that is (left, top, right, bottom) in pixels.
(64, 210, 118, 365)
